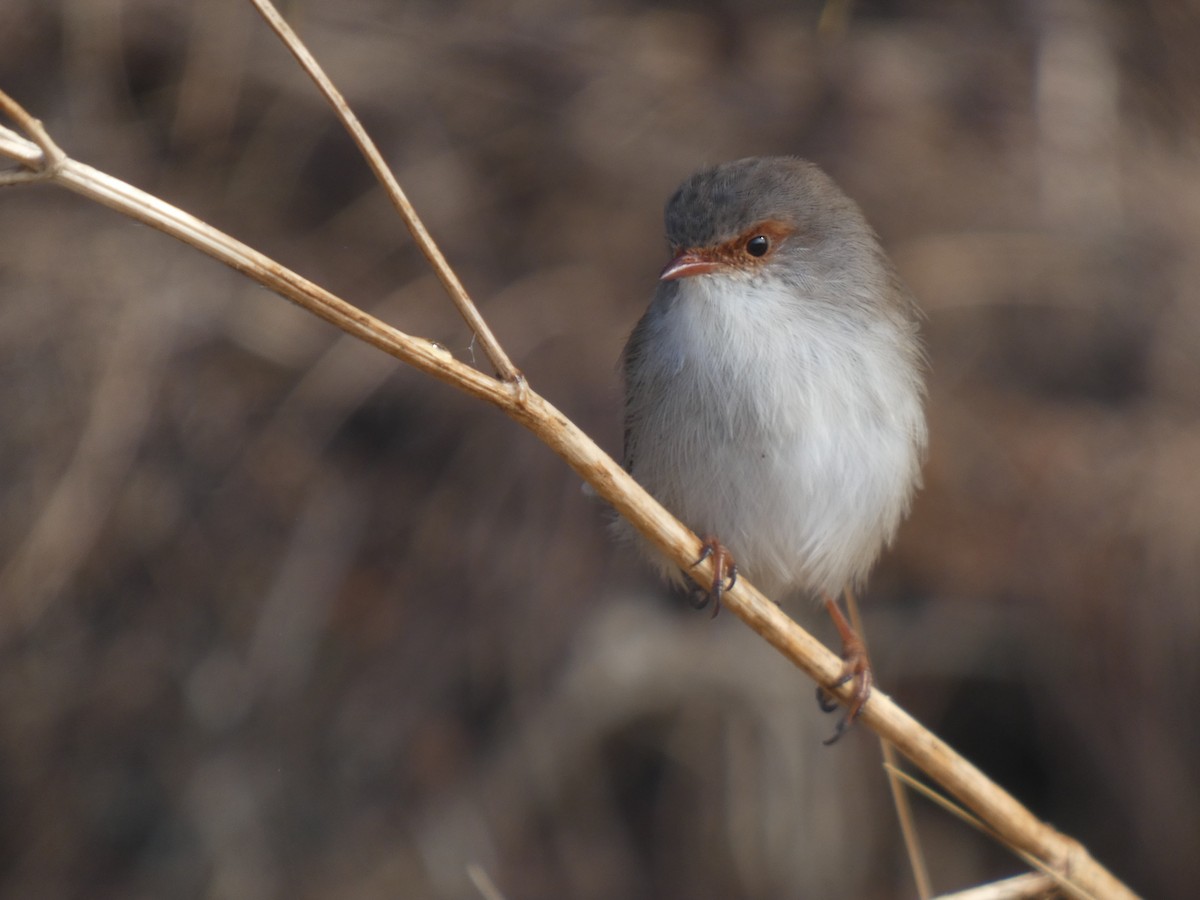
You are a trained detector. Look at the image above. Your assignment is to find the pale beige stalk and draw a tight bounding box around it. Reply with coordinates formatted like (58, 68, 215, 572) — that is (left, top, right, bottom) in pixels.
(0, 18, 1136, 898)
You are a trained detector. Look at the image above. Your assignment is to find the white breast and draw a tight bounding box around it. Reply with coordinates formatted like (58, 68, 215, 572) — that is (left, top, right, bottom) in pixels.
(623, 274, 925, 600)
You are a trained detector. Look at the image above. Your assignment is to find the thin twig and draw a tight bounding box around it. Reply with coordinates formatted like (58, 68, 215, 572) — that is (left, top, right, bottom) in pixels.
(847, 590, 933, 899)
(246, 0, 522, 384)
(934, 873, 1062, 900)
(0, 90, 64, 181)
(885, 765, 1090, 899)
(0, 87, 1138, 900)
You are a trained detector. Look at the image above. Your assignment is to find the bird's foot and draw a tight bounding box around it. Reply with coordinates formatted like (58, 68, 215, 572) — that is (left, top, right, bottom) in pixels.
(817, 594, 873, 745)
(689, 536, 737, 618)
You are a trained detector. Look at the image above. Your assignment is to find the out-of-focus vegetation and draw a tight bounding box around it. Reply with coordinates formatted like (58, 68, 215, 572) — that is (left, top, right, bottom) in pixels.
(1, 1, 1196, 897)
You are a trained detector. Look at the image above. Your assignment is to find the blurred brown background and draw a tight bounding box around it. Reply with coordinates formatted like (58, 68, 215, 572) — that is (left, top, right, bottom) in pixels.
(1, 0, 1198, 897)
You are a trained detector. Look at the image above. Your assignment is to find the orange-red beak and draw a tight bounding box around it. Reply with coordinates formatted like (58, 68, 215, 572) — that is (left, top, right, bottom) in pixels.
(660, 250, 721, 281)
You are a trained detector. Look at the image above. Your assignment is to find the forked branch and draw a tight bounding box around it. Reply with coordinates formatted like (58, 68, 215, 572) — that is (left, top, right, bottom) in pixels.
(0, 22, 1136, 900)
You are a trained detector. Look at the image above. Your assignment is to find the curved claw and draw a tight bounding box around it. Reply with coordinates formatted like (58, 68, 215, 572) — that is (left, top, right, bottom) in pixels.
(818, 595, 874, 745)
(821, 661, 873, 745)
(691, 537, 737, 618)
(815, 685, 841, 714)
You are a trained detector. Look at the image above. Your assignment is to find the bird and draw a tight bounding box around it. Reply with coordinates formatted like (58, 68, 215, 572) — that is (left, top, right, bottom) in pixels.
(619, 156, 927, 737)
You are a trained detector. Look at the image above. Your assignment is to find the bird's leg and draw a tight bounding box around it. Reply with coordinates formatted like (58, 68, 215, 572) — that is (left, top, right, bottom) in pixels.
(689, 536, 737, 618)
(817, 592, 873, 744)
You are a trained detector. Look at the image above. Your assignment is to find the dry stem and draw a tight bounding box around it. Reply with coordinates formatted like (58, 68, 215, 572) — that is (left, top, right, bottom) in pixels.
(247, 0, 519, 383)
(0, 24, 1138, 900)
(934, 873, 1062, 900)
(847, 590, 933, 899)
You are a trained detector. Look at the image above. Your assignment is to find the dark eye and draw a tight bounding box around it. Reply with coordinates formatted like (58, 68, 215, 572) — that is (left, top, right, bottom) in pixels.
(746, 235, 770, 257)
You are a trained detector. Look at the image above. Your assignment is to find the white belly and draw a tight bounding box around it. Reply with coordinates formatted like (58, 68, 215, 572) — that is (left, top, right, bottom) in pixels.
(623, 275, 925, 600)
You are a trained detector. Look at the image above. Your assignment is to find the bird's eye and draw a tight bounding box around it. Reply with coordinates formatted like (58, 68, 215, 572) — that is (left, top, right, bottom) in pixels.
(746, 235, 770, 257)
